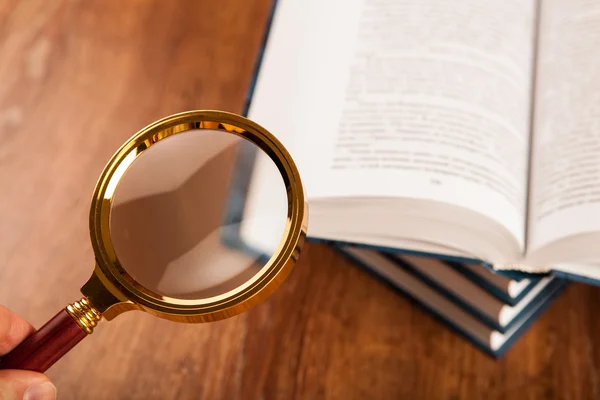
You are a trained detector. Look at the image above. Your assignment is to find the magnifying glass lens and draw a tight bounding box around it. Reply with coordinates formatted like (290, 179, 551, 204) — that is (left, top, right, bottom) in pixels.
(109, 128, 288, 300)
(0, 111, 306, 375)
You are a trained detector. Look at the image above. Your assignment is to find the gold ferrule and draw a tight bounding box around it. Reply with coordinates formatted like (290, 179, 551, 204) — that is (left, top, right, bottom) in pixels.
(65, 297, 102, 334)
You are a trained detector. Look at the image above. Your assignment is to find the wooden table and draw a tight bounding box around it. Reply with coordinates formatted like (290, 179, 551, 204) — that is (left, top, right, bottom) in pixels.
(1, 1, 599, 399)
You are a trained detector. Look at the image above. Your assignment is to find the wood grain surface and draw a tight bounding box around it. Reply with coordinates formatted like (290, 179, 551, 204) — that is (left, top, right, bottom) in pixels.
(1, 1, 599, 399)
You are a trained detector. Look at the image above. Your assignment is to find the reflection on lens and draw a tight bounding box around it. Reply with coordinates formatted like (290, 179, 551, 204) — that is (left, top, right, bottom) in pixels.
(108, 129, 288, 300)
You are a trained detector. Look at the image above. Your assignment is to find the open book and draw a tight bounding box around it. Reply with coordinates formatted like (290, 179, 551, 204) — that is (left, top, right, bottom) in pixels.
(242, 0, 600, 282)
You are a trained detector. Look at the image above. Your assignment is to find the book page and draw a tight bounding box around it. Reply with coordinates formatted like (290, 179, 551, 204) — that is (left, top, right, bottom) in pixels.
(246, 0, 365, 203)
(314, 0, 537, 247)
(245, 0, 536, 256)
(527, 0, 600, 252)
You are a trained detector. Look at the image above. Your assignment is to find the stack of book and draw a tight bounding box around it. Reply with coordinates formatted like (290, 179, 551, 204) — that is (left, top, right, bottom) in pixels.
(237, 0, 600, 357)
(337, 246, 565, 357)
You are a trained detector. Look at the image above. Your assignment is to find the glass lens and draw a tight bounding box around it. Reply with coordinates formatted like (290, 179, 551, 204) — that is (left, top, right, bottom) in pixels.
(109, 128, 288, 300)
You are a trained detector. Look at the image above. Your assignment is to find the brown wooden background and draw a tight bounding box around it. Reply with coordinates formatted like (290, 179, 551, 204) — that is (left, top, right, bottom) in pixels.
(1, 1, 599, 399)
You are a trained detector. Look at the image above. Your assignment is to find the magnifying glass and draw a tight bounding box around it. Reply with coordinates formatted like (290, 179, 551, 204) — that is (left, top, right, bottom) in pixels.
(0, 110, 307, 373)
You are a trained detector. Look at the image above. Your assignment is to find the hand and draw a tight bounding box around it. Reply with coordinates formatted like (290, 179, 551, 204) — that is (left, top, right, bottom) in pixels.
(0, 306, 56, 400)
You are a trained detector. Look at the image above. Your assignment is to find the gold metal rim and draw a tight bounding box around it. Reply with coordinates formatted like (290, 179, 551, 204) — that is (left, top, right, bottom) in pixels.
(88, 110, 308, 323)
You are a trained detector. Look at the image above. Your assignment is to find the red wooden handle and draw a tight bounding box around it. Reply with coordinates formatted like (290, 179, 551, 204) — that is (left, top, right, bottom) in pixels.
(0, 309, 87, 373)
